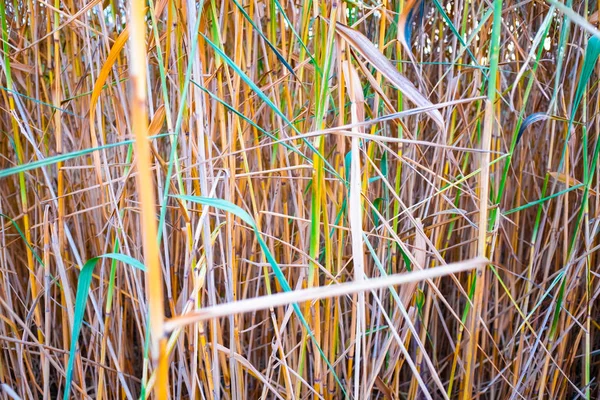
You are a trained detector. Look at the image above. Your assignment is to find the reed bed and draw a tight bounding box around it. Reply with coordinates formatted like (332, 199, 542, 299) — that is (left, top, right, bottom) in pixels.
(0, 0, 599, 398)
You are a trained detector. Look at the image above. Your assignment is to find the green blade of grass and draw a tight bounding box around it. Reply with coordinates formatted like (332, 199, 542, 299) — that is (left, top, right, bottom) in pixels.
(0, 133, 171, 179)
(64, 253, 146, 400)
(230, 0, 297, 79)
(431, 0, 480, 68)
(0, 213, 44, 266)
(172, 194, 347, 397)
(201, 32, 344, 183)
(549, 34, 600, 354)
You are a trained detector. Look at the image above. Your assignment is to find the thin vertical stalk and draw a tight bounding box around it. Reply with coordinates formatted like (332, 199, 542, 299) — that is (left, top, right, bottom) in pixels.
(129, 0, 167, 398)
(462, 0, 503, 397)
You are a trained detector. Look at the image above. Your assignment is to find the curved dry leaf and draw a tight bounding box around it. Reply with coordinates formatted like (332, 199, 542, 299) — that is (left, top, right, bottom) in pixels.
(509, 9, 554, 111)
(88, 0, 169, 184)
(342, 61, 365, 128)
(549, 172, 598, 196)
(148, 105, 166, 137)
(88, 27, 129, 185)
(334, 21, 445, 131)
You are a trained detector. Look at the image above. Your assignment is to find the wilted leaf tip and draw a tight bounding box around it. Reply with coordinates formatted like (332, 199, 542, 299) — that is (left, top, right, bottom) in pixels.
(334, 20, 445, 131)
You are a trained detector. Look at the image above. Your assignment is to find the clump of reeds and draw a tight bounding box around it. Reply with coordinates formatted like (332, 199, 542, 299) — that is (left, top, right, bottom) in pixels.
(0, 0, 599, 399)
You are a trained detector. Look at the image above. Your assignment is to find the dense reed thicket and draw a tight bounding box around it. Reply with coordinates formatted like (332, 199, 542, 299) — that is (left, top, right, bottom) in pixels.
(1, 0, 599, 398)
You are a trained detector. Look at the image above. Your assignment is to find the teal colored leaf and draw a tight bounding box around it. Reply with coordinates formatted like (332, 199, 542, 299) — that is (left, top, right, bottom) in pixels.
(271, 0, 319, 74)
(172, 195, 347, 397)
(0, 213, 44, 265)
(190, 79, 310, 164)
(64, 254, 146, 400)
(0, 133, 170, 179)
(551, 35, 600, 339)
(0, 85, 80, 117)
(431, 0, 479, 67)
(372, 198, 384, 226)
(201, 33, 343, 183)
(380, 151, 388, 177)
(230, 0, 297, 78)
(569, 36, 600, 133)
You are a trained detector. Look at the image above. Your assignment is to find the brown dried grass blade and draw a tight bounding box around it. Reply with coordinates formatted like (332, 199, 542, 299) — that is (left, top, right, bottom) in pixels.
(334, 21, 445, 131)
(549, 172, 598, 195)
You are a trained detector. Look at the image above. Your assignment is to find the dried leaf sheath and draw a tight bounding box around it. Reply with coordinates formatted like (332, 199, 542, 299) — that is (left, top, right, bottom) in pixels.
(334, 20, 445, 131)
